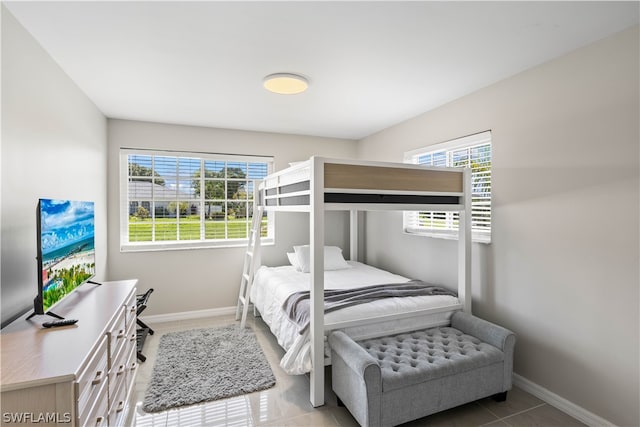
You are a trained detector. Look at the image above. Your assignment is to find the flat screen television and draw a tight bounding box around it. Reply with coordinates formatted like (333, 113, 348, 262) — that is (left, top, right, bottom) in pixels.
(28, 198, 97, 320)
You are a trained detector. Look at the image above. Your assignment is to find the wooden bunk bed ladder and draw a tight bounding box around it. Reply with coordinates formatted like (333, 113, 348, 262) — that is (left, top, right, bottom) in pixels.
(236, 204, 264, 329)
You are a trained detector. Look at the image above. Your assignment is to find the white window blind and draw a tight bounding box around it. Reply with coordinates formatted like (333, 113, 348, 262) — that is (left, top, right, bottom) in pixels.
(119, 149, 274, 252)
(403, 131, 492, 243)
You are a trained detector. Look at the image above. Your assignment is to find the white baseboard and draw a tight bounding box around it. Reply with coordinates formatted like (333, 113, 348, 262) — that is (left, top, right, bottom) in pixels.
(137, 311, 617, 427)
(513, 373, 616, 427)
(140, 306, 236, 324)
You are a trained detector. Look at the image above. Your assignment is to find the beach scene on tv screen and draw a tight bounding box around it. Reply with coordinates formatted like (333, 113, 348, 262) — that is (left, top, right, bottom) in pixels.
(40, 199, 95, 311)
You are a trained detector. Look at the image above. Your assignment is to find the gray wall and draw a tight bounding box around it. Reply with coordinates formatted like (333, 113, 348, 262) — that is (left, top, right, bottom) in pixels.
(1, 7, 108, 325)
(357, 26, 639, 427)
(107, 119, 358, 316)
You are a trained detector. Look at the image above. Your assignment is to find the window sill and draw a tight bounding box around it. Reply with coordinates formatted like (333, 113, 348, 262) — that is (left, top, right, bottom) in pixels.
(403, 229, 491, 244)
(120, 238, 275, 253)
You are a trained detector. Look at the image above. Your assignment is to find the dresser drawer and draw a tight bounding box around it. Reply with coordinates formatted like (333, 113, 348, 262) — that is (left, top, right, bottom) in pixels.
(76, 335, 108, 417)
(108, 370, 130, 427)
(123, 320, 138, 390)
(125, 333, 138, 387)
(124, 291, 137, 328)
(78, 372, 109, 427)
(125, 315, 137, 351)
(109, 346, 128, 401)
(108, 307, 127, 359)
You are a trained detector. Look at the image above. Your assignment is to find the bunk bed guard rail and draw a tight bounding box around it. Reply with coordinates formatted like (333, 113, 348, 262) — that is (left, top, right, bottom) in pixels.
(257, 157, 467, 211)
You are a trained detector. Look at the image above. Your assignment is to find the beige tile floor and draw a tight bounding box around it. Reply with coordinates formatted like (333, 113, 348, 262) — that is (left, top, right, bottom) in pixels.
(134, 315, 585, 427)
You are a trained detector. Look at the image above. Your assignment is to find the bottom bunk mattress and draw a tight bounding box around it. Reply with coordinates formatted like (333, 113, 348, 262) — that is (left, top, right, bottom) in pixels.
(250, 261, 460, 374)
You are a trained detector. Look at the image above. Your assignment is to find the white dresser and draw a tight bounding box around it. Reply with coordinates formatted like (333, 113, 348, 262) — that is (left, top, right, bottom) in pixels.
(1, 280, 138, 427)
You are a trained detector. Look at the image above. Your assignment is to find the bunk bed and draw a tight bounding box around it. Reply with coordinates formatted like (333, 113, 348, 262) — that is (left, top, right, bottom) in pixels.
(237, 156, 472, 407)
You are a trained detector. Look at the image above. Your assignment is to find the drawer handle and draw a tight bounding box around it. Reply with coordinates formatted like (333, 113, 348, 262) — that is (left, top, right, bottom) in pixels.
(129, 362, 138, 371)
(116, 400, 125, 413)
(117, 364, 125, 376)
(129, 333, 136, 342)
(95, 416, 105, 427)
(116, 329, 125, 339)
(92, 370, 104, 386)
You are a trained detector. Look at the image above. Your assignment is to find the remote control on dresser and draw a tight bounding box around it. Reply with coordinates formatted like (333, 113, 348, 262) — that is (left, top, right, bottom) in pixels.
(42, 319, 78, 328)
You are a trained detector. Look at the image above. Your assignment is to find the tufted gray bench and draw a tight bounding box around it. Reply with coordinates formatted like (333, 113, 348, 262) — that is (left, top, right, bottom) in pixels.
(329, 311, 515, 427)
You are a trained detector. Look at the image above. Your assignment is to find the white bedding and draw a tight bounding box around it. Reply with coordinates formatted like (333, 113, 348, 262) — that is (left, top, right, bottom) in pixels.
(250, 261, 460, 374)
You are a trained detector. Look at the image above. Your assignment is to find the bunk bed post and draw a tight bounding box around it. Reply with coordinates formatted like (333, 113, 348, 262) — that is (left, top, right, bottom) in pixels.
(253, 180, 262, 272)
(458, 168, 472, 313)
(309, 156, 325, 407)
(350, 210, 358, 261)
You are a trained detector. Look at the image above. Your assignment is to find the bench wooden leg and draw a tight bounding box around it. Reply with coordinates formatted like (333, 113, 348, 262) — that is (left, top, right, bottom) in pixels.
(492, 391, 508, 402)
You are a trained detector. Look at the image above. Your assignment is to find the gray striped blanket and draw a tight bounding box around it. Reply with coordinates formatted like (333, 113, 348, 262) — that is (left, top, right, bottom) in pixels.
(282, 280, 457, 334)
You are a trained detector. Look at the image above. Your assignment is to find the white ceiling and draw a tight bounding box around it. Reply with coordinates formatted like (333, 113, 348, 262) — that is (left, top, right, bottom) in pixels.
(4, 1, 639, 140)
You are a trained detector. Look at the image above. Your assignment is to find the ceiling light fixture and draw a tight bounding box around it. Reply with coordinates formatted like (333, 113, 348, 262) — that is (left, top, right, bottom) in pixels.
(263, 73, 309, 95)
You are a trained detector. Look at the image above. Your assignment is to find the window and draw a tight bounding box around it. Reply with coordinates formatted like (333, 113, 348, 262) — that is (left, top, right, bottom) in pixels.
(403, 131, 491, 243)
(120, 149, 274, 251)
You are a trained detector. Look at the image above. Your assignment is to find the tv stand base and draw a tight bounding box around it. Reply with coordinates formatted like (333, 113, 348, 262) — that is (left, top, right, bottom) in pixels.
(26, 306, 64, 321)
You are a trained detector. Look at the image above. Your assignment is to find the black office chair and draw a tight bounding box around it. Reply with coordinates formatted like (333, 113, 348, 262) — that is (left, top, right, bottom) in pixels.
(136, 288, 154, 362)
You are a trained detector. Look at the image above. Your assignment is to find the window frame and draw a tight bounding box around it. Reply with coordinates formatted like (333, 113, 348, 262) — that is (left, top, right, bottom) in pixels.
(403, 131, 492, 244)
(119, 148, 274, 252)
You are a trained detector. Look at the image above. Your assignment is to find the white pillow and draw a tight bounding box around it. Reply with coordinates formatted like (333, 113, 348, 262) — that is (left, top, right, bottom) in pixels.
(286, 252, 301, 271)
(293, 245, 351, 273)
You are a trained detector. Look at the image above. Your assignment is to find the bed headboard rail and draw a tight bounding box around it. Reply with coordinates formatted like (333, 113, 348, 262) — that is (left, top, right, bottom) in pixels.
(323, 162, 463, 193)
(258, 158, 465, 209)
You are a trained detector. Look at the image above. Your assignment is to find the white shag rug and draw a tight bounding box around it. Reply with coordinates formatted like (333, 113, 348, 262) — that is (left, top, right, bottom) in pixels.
(142, 324, 276, 413)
